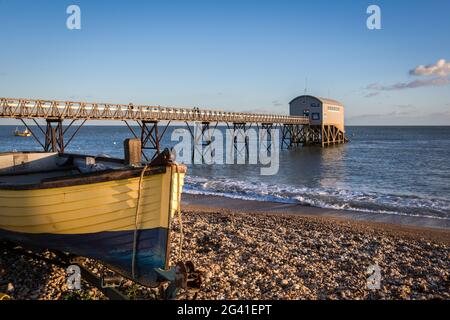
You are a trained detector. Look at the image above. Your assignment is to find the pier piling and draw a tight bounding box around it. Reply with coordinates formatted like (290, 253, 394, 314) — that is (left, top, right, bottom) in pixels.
(1, 97, 347, 160)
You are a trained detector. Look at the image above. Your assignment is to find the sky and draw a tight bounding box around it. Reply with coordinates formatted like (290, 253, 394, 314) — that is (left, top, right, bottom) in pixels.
(0, 0, 449, 125)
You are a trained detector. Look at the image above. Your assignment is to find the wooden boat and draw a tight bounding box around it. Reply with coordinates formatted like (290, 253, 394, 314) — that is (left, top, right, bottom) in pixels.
(0, 149, 186, 287)
(14, 127, 31, 137)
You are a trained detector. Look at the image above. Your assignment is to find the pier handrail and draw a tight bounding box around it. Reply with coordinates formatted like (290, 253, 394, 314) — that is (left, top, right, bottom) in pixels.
(0, 97, 309, 125)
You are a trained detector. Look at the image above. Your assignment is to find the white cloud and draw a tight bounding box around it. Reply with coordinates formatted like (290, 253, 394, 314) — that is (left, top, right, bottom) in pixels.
(394, 104, 415, 109)
(410, 59, 450, 77)
(367, 77, 450, 91)
(366, 59, 450, 93)
(272, 100, 283, 107)
(364, 92, 380, 98)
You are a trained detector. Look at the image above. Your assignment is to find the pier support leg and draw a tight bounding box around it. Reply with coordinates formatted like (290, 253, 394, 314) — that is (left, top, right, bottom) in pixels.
(232, 122, 249, 158)
(297, 125, 322, 147)
(281, 124, 293, 149)
(318, 125, 346, 147)
(191, 122, 212, 163)
(185, 121, 217, 163)
(298, 126, 308, 146)
(292, 125, 303, 147)
(260, 123, 274, 152)
(44, 119, 64, 152)
(128, 120, 171, 162)
(141, 121, 160, 160)
(282, 124, 306, 149)
(19, 118, 86, 153)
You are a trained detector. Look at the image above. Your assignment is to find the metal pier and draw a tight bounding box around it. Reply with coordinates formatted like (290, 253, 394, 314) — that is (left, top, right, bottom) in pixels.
(0, 97, 345, 159)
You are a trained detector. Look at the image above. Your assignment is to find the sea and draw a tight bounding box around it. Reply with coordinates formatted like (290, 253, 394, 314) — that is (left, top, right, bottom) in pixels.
(1, 125, 449, 226)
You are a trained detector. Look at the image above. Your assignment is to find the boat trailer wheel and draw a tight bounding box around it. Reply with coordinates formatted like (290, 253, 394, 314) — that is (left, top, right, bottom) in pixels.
(159, 261, 202, 299)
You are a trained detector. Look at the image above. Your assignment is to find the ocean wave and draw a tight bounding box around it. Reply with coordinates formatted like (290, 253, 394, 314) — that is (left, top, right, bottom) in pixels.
(183, 176, 450, 221)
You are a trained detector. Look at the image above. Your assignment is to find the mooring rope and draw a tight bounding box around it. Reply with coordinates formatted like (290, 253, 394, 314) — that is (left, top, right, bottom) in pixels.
(131, 164, 149, 279)
(131, 163, 184, 279)
(174, 164, 184, 260)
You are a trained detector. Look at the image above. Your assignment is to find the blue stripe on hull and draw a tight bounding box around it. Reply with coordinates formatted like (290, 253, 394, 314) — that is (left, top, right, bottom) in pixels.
(0, 228, 169, 287)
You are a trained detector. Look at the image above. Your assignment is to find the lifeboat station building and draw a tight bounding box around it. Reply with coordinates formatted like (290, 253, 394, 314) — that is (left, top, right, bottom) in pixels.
(289, 95, 346, 146)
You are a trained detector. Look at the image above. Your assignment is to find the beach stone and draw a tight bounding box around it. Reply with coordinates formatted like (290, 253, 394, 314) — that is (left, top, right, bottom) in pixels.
(1, 208, 449, 300)
(280, 279, 289, 287)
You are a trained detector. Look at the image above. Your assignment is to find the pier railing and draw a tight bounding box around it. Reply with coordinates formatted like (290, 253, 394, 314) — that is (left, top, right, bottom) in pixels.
(1, 97, 345, 159)
(0, 97, 309, 125)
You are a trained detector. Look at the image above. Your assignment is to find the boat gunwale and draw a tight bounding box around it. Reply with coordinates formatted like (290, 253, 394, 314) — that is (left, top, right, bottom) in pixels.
(0, 151, 125, 164)
(0, 151, 187, 190)
(0, 165, 80, 178)
(0, 167, 169, 190)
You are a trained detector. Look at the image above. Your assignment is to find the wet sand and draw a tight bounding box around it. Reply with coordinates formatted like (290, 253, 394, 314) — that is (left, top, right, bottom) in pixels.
(183, 194, 450, 231)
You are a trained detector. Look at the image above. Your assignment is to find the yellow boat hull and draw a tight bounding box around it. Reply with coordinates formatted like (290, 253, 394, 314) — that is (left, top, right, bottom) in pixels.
(0, 162, 186, 287)
(0, 166, 184, 234)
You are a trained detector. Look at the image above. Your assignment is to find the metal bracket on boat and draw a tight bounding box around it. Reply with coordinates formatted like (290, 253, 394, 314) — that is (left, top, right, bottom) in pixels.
(97, 263, 125, 289)
(101, 274, 125, 289)
(0, 293, 11, 300)
(149, 148, 176, 166)
(155, 261, 202, 299)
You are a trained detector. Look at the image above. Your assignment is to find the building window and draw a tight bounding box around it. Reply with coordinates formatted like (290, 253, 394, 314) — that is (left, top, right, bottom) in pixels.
(311, 103, 320, 108)
(328, 106, 340, 112)
(312, 113, 320, 120)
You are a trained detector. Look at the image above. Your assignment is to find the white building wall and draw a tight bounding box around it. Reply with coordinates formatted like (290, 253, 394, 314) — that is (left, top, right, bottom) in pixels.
(322, 103, 345, 132)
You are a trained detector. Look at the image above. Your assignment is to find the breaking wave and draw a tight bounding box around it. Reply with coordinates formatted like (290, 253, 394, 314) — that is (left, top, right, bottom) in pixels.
(183, 176, 450, 221)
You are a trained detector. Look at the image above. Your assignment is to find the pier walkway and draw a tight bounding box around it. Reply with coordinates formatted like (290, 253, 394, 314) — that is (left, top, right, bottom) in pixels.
(0, 97, 308, 125)
(0, 97, 343, 160)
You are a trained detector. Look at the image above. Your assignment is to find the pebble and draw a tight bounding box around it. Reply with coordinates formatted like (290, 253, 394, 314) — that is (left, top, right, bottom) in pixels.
(0, 209, 449, 300)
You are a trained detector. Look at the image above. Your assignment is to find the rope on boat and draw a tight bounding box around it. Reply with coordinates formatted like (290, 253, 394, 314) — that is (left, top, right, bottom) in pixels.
(174, 164, 184, 259)
(131, 163, 184, 279)
(131, 165, 149, 279)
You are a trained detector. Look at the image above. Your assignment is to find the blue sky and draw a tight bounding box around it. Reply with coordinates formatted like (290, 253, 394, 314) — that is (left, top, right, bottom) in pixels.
(0, 0, 449, 125)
